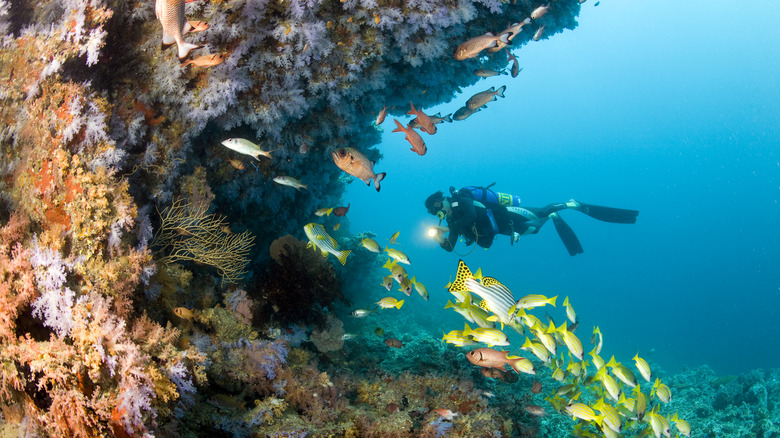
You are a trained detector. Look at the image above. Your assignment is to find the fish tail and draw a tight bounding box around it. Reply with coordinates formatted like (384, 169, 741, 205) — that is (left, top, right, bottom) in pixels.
(407, 102, 416, 116)
(496, 85, 507, 98)
(443, 113, 453, 123)
(395, 299, 404, 309)
(548, 295, 558, 307)
(177, 41, 201, 60)
(499, 32, 512, 45)
(374, 172, 386, 192)
(335, 249, 351, 265)
(391, 119, 405, 133)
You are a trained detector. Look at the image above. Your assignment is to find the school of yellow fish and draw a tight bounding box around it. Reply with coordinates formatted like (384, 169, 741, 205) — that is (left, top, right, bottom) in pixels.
(442, 259, 690, 438)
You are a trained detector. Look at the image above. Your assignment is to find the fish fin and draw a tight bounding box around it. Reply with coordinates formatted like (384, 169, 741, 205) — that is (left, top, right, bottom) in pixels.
(336, 249, 351, 265)
(162, 33, 175, 46)
(180, 59, 193, 68)
(450, 260, 473, 292)
(443, 113, 453, 123)
(177, 42, 201, 60)
(496, 85, 507, 98)
(391, 119, 405, 133)
(499, 32, 512, 45)
(374, 172, 386, 192)
(181, 21, 193, 34)
(395, 300, 404, 309)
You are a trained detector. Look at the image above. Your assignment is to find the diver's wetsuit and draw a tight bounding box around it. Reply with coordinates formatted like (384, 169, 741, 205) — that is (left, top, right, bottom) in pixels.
(439, 193, 568, 252)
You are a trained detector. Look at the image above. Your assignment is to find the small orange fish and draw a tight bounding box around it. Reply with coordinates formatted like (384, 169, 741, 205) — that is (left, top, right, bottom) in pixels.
(181, 53, 225, 68)
(375, 105, 389, 125)
(227, 159, 244, 170)
(432, 408, 458, 421)
(174, 307, 195, 320)
(186, 20, 209, 33)
(392, 119, 427, 156)
(373, 14, 380, 25)
(333, 223, 341, 231)
(407, 103, 436, 135)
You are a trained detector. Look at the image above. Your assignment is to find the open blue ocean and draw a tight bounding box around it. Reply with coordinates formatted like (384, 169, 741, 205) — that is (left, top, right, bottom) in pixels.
(346, 0, 780, 378)
(2, 0, 779, 436)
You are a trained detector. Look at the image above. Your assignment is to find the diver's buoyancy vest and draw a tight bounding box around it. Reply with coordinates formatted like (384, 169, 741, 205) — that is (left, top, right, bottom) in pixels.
(454, 185, 523, 234)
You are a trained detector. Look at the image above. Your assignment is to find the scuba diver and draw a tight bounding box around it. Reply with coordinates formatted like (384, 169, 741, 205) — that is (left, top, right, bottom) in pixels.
(425, 184, 639, 256)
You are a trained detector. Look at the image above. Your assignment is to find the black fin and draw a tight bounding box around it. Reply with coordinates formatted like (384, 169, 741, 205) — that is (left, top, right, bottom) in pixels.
(552, 214, 583, 256)
(577, 203, 639, 224)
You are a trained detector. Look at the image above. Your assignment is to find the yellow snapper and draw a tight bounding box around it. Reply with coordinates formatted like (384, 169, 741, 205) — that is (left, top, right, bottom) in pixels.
(155, 0, 200, 60)
(563, 296, 577, 324)
(548, 320, 584, 361)
(303, 223, 351, 265)
(411, 276, 428, 301)
(592, 398, 622, 434)
(442, 329, 477, 347)
(592, 326, 603, 355)
(512, 293, 557, 311)
(379, 274, 393, 291)
(221, 138, 273, 161)
(384, 246, 410, 265)
(332, 147, 386, 192)
(388, 231, 400, 244)
(377, 297, 404, 309)
(565, 402, 597, 422)
(670, 412, 691, 437)
(651, 378, 672, 403)
(398, 277, 413, 296)
(382, 259, 407, 284)
(360, 237, 381, 253)
(607, 356, 637, 388)
(273, 176, 307, 191)
(315, 207, 333, 217)
(633, 352, 652, 383)
(466, 85, 506, 110)
(463, 323, 509, 347)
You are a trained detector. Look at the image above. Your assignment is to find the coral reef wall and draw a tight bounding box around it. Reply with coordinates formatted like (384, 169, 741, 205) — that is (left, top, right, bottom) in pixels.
(0, 0, 585, 436)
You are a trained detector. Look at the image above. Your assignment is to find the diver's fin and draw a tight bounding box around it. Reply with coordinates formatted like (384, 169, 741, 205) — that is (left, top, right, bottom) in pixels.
(574, 202, 638, 224)
(551, 214, 583, 256)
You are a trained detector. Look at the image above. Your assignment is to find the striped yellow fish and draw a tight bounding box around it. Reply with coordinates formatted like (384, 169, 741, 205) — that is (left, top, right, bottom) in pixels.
(552, 367, 565, 382)
(592, 326, 603, 355)
(596, 366, 622, 402)
(606, 356, 637, 388)
(463, 323, 509, 347)
(303, 223, 351, 265)
(589, 349, 606, 370)
(563, 296, 577, 324)
(533, 325, 557, 356)
(647, 405, 671, 438)
(633, 384, 647, 421)
(652, 377, 672, 403)
(593, 398, 622, 433)
(633, 352, 652, 383)
(565, 402, 597, 422)
(376, 297, 404, 309)
(442, 329, 477, 347)
(671, 412, 691, 437)
(549, 320, 584, 360)
(521, 337, 551, 363)
(360, 237, 381, 253)
(512, 293, 557, 311)
(384, 246, 410, 264)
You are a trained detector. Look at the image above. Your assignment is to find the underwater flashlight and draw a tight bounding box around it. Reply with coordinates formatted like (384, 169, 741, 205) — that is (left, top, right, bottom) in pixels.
(427, 227, 438, 239)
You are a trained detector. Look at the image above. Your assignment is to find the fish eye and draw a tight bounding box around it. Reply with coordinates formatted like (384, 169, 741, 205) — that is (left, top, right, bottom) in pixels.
(338, 149, 346, 157)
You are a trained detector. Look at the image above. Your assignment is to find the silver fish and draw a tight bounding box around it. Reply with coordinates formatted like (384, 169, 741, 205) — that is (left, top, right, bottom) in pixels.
(466, 85, 506, 110)
(533, 26, 545, 42)
(488, 19, 531, 52)
(273, 176, 307, 191)
(473, 68, 507, 78)
(221, 138, 273, 161)
(453, 106, 481, 121)
(453, 32, 512, 61)
(155, 0, 200, 59)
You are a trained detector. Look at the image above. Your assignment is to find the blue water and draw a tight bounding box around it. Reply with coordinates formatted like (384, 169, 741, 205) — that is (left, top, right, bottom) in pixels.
(344, 0, 780, 376)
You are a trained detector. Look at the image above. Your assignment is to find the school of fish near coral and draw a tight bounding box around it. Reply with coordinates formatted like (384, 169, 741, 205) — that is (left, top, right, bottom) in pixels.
(1, 0, 779, 437)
